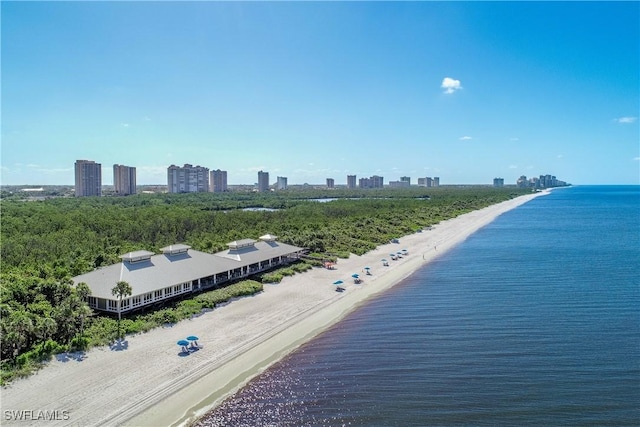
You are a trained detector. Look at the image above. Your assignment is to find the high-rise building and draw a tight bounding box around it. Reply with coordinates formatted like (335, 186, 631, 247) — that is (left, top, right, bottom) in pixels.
(400, 176, 410, 185)
(258, 170, 270, 192)
(209, 169, 228, 193)
(359, 175, 384, 189)
(326, 178, 335, 189)
(276, 176, 288, 190)
(418, 177, 437, 187)
(167, 164, 209, 193)
(75, 160, 102, 197)
(517, 175, 528, 188)
(347, 175, 356, 189)
(389, 180, 410, 188)
(493, 178, 504, 188)
(371, 175, 384, 188)
(113, 164, 136, 195)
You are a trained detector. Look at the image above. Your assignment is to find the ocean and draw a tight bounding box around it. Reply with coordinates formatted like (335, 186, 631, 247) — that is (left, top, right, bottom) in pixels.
(196, 186, 640, 426)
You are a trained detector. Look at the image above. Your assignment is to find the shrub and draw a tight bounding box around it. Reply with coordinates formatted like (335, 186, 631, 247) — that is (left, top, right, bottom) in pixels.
(261, 273, 283, 283)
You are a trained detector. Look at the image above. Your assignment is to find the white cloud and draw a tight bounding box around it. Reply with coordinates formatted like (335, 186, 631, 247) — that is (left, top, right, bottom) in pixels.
(508, 165, 518, 169)
(441, 77, 462, 94)
(615, 116, 637, 124)
(459, 136, 472, 141)
(121, 123, 130, 128)
(633, 157, 640, 161)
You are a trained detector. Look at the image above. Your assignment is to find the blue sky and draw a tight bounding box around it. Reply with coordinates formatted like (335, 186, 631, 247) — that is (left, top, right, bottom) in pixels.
(2, 1, 638, 186)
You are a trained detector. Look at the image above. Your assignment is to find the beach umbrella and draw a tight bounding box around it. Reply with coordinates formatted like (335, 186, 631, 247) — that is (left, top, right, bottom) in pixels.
(364, 266, 370, 270)
(352, 273, 360, 278)
(177, 340, 189, 347)
(186, 336, 199, 342)
(333, 280, 344, 285)
(381, 258, 387, 262)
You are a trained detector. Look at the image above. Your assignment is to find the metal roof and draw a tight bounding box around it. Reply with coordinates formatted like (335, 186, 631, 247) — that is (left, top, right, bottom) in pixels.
(160, 243, 192, 254)
(72, 241, 304, 300)
(119, 250, 155, 262)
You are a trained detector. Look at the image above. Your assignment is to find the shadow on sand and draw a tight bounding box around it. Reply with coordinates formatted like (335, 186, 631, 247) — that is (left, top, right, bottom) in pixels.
(177, 345, 202, 357)
(55, 351, 87, 363)
(110, 339, 129, 351)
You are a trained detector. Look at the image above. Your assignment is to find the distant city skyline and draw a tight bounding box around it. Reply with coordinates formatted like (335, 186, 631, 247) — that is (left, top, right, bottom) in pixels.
(2, 2, 638, 186)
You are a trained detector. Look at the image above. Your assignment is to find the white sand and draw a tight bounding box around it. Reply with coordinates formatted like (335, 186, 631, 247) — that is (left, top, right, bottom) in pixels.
(0, 191, 548, 427)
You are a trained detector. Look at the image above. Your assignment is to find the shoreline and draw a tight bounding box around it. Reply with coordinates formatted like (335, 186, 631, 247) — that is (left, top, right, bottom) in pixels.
(0, 191, 549, 427)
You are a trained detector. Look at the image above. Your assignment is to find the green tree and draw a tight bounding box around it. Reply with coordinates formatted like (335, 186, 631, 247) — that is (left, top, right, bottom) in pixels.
(111, 281, 132, 340)
(72, 282, 92, 336)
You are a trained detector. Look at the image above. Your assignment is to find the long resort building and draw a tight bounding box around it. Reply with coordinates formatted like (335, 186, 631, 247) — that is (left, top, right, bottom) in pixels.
(73, 234, 305, 314)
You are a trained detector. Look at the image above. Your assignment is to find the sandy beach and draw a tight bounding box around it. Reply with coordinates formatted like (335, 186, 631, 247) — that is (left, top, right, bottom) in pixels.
(1, 191, 548, 427)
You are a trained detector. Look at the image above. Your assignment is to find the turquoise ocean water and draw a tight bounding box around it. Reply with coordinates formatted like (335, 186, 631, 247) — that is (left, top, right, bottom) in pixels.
(197, 186, 640, 426)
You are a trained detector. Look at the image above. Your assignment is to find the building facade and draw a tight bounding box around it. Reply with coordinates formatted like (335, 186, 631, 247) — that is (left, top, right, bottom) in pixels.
(75, 160, 102, 197)
(73, 235, 305, 314)
(417, 177, 440, 187)
(359, 175, 384, 189)
(493, 177, 505, 188)
(389, 180, 410, 188)
(167, 164, 209, 193)
(209, 169, 228, 193)
(516, 174, 568, 189)
(276, 176, 288, 190)
(326, 178, 335, 189)
(258, 171, 270, 192)
(347, 175, 356, 189)
(113, 164, 137, 195)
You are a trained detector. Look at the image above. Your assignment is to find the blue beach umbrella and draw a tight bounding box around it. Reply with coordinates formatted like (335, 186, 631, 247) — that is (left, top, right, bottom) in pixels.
(177, 340, 189, 347)
(381, 258, 387, 262)
(352, 273, 360, 278)
(364, 266, 370, 270)
(187, 336, 199, 342)
(333, 280, 344, 285)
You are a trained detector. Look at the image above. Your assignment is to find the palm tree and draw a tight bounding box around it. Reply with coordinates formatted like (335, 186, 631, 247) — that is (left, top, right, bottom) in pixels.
(74, 282, 93, 339)
(111, 281, 132, 341)
(75, 282, 91, 302)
